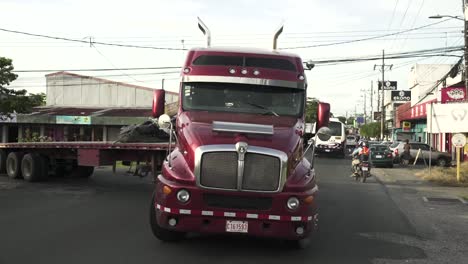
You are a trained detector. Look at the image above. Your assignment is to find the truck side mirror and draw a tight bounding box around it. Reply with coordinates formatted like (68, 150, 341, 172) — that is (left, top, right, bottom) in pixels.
(152, 89, 166, 118)
(316, 102, 330, 131)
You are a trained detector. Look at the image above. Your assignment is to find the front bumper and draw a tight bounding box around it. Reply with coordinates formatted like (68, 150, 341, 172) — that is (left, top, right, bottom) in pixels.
(154, 175, 319, 240)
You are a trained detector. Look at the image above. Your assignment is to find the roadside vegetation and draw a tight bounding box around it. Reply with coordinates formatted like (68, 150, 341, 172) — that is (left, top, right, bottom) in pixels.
(415, 162, 468, 187)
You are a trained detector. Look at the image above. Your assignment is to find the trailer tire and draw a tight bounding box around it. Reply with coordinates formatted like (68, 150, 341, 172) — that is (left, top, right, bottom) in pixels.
(0, 149, 7, 174)
(21, 153, 45, 182)
(149, 192, 185, 242)
(6, 152, 23, 179)
(70, 166, 94, 178)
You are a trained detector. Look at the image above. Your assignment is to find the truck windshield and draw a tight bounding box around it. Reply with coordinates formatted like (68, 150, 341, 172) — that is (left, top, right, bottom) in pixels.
(182, 82, 304, 117)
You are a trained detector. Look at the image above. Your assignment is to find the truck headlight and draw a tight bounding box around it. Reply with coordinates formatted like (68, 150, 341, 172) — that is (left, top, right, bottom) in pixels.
(176, 189, 190, 203)
(287, 197, 300, 210)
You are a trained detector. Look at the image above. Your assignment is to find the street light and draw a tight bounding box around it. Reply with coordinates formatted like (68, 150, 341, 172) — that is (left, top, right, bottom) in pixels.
(429, 10, 468, 101)
(428, 14, 463, 21)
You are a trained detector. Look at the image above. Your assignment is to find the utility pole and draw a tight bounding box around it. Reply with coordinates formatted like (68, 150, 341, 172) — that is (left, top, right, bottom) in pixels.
(376, 79, 380, 120)
(360, 88, 367, 124)
(363, 92, 367, 124)
(374, 50, 393, 140)
(464, 0, 468, 100)
(370, 81, 374, 122)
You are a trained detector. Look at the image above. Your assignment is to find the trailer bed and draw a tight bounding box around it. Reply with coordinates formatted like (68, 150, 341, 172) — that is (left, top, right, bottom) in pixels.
(0, 141, 170, 150)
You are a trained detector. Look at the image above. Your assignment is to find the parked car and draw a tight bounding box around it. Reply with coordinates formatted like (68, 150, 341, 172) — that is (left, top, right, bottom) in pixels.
(390, 142, 451, 166)
(369, 144, 393, 168)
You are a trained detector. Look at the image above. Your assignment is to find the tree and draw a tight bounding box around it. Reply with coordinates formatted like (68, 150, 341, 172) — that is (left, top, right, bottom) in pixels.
(336, 116, 346, 124)
(305, 97, 318, 123)
(359, 122, 381, 138)
(346, 117, 355, 126)
(0, 57, 45, 115)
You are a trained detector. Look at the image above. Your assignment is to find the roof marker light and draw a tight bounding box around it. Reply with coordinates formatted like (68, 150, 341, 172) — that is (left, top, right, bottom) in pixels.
(241, 69, 248, 75)
(253, 70, 260, 76)
(229, 68, 236, 74)
(298, 74, 305, 81)
(183, 67, 191, 74)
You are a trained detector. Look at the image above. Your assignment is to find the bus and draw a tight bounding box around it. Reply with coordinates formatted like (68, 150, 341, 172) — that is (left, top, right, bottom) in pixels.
(313, 118, 346, 158)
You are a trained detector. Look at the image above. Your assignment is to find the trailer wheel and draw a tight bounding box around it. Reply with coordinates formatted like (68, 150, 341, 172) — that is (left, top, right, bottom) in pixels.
(70, 166, 94, 178)
(6, 152, 23, 179)
(149, 192, 185, 242)
(21, 153, 46, 182)
(0, 150, 7, 174)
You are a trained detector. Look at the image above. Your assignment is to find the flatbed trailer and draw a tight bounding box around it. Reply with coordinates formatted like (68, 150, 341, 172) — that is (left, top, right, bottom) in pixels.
(0, 141, 170, 182)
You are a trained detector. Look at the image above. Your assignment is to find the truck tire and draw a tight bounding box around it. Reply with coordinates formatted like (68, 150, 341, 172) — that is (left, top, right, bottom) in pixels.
(70, 166, 94, 178)
(6, 152, 23, 179)
(0, 149, 7, 174)
(149, 192, 185, 242)
(21, 153, 45, 182)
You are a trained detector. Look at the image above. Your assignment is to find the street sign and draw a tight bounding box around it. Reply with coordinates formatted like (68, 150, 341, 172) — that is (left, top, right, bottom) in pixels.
(373, 111, 381, 120)
(402, 121, 411, 131)
(378, 81, 397, 90)
(452, 133, 466, 147)
(356, 116, 364, 124)
(391, 90, 411, 102)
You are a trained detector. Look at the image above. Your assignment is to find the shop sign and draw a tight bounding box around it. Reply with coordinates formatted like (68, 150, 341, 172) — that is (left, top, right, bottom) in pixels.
(56, 115, 91, 125)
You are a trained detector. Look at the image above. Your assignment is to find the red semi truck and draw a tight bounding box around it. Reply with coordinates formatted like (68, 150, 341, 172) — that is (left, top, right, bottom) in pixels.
(148, 19, 331, 247)
(0, 19, 330, 247)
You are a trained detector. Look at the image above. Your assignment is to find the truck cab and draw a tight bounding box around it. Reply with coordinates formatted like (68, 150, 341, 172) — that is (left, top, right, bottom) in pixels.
(149, 20, 330, 246)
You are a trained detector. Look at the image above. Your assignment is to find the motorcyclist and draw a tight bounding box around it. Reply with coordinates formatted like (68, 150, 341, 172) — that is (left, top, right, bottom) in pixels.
(350, 141, 370, 176)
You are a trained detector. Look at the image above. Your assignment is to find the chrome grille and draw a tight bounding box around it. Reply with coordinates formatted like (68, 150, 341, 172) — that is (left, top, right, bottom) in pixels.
(199, 149, 282, 192)
(242, 153, 280, 191)
(200, 152, 238, 189)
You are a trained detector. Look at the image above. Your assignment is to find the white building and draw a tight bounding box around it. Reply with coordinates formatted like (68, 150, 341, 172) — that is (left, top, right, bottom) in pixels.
(46, 71, 178, 107)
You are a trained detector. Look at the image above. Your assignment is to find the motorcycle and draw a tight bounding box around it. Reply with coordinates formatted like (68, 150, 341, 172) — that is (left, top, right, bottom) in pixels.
(351, 154, 370, 183)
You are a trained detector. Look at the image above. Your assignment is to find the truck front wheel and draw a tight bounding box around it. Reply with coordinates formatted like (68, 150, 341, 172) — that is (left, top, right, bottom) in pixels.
(149, 192, 185, 242)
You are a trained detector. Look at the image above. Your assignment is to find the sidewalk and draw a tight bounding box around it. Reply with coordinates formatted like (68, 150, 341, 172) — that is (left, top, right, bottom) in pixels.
(372, 165, 468, 201)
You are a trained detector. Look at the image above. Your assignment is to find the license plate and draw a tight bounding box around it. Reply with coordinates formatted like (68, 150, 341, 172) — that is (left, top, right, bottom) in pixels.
(226, 221, 248, 233)
(376, 155, 382, 158)
(325, 149, 331, 152)
(362, 167, 369, 171)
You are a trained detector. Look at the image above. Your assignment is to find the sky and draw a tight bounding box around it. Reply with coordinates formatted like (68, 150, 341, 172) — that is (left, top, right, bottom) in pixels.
(0, 0, 464, 116)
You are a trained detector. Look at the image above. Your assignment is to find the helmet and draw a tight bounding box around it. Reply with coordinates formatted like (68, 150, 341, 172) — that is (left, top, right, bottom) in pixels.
(360, 141, 368, 147)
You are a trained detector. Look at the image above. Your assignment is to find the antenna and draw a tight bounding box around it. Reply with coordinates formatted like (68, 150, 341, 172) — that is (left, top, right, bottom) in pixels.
(197, 17, 211, 47)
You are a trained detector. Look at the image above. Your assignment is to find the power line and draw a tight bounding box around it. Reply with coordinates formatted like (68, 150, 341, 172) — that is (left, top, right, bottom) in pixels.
(280, 19, 452, 49)
(13, 66, 181, 73)
(309, 46, 463, 66)
(0, 28, 188, 51)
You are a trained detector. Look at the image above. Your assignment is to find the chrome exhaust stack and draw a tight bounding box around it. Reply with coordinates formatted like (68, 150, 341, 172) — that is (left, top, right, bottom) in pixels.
(197, 17, 211, 47)
(273, 24, 284, 50)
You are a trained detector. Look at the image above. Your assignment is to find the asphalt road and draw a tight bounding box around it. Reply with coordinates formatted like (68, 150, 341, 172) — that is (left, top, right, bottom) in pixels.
(0, 156, 426, 264)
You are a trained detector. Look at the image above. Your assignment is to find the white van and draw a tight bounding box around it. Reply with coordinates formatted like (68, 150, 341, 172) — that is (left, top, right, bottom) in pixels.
(312, 118, 346, 158)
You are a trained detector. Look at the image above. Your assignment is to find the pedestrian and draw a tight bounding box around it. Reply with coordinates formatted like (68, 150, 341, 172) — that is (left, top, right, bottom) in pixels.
(402, 139, 411, 164)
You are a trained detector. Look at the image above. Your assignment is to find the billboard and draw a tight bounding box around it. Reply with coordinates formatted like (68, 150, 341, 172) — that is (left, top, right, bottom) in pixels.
(427, 103, 468, 133)
(56, 115, 91, 125)
(378, 81, 397, 90)
(391, 90, 411, 102)
(356, 116, 364, 124)
(441, 87, 466, 103)
(373, 111, 381, 120)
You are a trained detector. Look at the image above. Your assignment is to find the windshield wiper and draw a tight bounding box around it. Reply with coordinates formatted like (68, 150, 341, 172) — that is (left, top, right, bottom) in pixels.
(244, 102, 280, 117)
